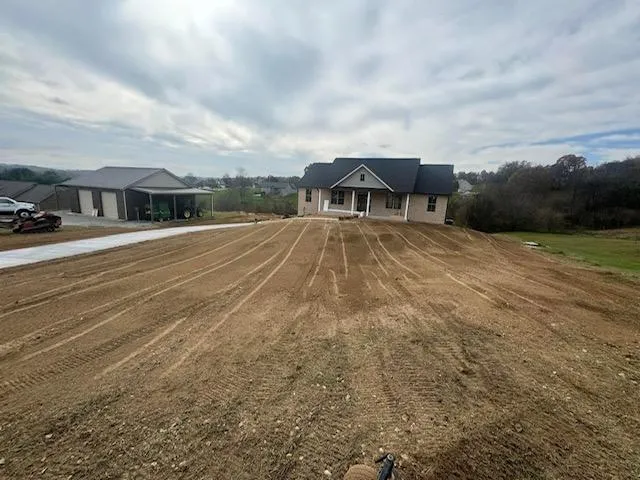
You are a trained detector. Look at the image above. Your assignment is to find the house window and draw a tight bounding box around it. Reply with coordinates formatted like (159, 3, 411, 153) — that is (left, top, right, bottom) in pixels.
(427, 195, 437, 212)
(385, 193, 402, 210)
(360, 173, 365, 182)
(330, 190, 345, 205)
(305, 188, 312, 202)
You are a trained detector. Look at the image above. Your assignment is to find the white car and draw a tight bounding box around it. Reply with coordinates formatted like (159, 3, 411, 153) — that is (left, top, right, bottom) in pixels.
(0, 197, 38, 217)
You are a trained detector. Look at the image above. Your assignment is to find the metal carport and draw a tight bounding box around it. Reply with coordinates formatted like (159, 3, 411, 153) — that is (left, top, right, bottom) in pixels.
(129, 187, 214, 221)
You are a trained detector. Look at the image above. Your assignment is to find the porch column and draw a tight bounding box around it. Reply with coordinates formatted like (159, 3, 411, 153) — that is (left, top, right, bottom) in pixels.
(173, 195, 178, 220)
(365, 191, 371, 217)
(149, 194, 154, 222)
(317, 188, 322, 213)
(211, 193, 214, 217)
(350, 190, 355, 214)
(404, 193, 410, 221)
(123, 190, 129, 220)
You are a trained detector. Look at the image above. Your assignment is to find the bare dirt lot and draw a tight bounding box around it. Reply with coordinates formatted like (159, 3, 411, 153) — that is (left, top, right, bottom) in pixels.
(0, 220, 638, 479)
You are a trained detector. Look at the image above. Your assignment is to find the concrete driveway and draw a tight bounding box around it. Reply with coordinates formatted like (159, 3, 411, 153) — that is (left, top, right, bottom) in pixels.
(54, 211, 154, 229)
(0, 222, 257, 269)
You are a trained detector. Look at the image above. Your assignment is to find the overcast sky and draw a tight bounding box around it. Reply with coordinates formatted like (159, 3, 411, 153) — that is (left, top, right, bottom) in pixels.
(1, 0, 639, 176)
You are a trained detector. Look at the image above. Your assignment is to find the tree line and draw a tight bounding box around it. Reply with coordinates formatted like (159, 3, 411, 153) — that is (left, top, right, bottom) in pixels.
(450, 155, 640, 232)
(183, 167, 300, 189)
(211, 188, 297, 216)
(0, 167, 70, 185)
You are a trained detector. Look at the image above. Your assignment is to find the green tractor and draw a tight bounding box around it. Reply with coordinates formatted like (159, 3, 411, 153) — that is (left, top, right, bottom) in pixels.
(144, 202, 172, 221)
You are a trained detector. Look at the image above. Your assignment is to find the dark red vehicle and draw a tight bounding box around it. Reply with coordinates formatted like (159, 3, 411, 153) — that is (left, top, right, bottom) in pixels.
(11, 212, 62, 233)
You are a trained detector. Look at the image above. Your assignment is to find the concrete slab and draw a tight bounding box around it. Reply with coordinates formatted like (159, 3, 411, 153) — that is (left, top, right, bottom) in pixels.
(54, 211, 154, 228)
(0, 222, 256, 270)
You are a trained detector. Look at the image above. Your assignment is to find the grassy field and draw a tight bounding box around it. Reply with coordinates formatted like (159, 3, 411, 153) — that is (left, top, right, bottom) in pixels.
(503, 229, 640, 273)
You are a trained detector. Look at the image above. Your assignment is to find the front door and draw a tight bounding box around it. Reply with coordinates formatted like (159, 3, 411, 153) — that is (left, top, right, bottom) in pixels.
(356, 193, 367, 212)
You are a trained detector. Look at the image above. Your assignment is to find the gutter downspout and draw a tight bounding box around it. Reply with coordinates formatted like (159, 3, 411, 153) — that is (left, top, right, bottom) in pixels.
(404, 193, 410, 221)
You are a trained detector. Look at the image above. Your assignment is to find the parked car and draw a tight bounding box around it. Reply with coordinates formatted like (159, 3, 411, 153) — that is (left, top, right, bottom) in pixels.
(0, 196, 38, 217)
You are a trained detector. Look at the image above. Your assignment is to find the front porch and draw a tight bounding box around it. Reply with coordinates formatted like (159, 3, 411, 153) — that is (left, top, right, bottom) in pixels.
(320, 188, 409, 221)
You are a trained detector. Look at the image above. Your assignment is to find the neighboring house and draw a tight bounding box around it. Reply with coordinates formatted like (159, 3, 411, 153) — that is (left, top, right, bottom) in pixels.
(15, 184, 57, 211)
(259, 181, 296, 196)
(297, 158, 454, 224)
(458, 179, 474, 195)
(0, 180, 71, 211)
(0, 180, 36, 199)
(59, 166, 214, 221)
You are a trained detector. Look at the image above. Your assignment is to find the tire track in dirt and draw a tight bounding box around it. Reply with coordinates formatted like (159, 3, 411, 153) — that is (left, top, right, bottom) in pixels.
(405, 225, 635, 313)
(0, 224, 268, 319)
(98, 316, 188, 377)
(430, 228, 465, 250)
(362, 223, 420, 278)
(165, 222, 310, 375)
(395, 225, 564, 312)
(409, 226, 456, 254)
(97, 247, 287, 379)
(0, 246, 288, 406)
(0, 225, 282, 353)
(338, 223, 349, 279)
(1, 223, 291, 358)
(389, 228, 497, 304)
(391, 227, 578, 344)
(146, 225, 331, 476)
(2, 233, 218, 299)
(3, 230, 217, 282)
(0, 308, 194, 404)
(343, 261, 499, 459)
(308, 223, 332, 288)
(406, 225, 640, 318)
(356, 223, 388, 276)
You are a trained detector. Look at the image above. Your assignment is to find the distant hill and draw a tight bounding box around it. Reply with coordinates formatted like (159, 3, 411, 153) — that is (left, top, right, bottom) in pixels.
(0, 163, 90, 177)
(0, 164, 90, 185)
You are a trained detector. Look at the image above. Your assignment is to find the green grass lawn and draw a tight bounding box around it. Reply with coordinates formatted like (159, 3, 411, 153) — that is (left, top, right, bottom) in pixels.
(502, 230, 640, 273)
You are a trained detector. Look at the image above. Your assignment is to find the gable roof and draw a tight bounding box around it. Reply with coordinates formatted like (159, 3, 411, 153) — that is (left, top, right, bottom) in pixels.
(413, 164, 455, 195)
(0, 180, 37, 198)
(15, 184, 56, 203)
(331, 164, 394, 191)
(299, 158, 454, 195)
(60, 167, 187, 190)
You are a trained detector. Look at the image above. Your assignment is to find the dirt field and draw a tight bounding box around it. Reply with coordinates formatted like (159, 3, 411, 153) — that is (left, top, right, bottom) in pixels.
(0, 219, 638, 479)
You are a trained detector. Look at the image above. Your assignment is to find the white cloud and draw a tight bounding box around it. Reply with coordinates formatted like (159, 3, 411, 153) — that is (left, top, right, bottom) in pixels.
(0, 0, 639, 176)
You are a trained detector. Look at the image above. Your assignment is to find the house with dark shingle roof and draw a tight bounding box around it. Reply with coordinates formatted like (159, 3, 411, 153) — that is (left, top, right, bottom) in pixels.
(0, 180, 70, 211)
(297, 158, 454, 223)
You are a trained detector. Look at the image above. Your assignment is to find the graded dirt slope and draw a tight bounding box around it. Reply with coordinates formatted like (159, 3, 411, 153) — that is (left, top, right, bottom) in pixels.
(0, 220, 638, 479)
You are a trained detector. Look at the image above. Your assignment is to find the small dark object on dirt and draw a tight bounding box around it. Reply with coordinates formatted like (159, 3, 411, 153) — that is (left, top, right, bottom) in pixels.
(11, 212, 62, 233)
(444, 217, 454, 225)
(282, 214, 291, 219)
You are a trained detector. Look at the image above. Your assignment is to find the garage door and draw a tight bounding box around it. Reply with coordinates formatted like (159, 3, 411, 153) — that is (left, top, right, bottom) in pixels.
(101, 191, 119, 219)
(78, 190, 93, 215)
